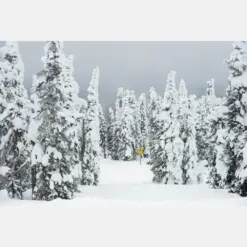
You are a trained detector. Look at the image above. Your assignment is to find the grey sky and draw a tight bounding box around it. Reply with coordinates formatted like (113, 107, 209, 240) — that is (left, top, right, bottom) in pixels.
(0, 41, 233, 111)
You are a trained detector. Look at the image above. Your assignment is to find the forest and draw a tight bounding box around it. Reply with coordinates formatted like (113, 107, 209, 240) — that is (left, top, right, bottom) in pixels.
(0, 41, 247, 201)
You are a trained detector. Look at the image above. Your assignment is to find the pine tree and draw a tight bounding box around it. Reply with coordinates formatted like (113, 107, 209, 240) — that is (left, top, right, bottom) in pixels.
(195, 95, 208, 163)
(178, 80, 198, 184)
(194, 79, 217, 183)
(99, 103, 108, 158)
(223, 41, 247, 196)
(112, 87, 124, 160)
(147, 87, 158, 148)
(206, 97, 228, 188)
(81, 66, 101, 185)
(31, 41, 79, 200)
(138, 93, 149, 157)
(62, 54, 83, 190)
(0, 41, 31, 199)
(107, 107, 115, 158)
(77, 95, 87, 183)
(117, 90, 135, 160)
(150, 71, 183, 184)
(203, 79, 217, 179)
(147, 87, 163, 165)
(128, 90, 139, 159)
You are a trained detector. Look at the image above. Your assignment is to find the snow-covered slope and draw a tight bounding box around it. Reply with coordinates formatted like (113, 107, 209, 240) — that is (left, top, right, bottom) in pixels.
(1, 159, 247, 247)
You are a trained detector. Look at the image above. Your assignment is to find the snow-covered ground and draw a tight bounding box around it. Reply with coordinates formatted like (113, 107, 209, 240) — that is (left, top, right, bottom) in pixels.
(1, 158, 247, 247)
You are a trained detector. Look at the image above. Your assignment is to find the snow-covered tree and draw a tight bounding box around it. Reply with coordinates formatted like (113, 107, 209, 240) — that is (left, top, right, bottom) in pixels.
(81, 66, 100, 185)
(195, 79, 216, 167)
(195, 95, 208, 163)
(129, 90, 139, 158)
(117, 90, 136, 160)
(61, 54, 84, 188)
(132, 97, 141, 157)
(148, 87, 158, 146)
(223, 41, 247, 196)
(112, 87, 124, 160)
(99, 104, 108, 158)
(107, 107, 115, 158)
(206, 98, 228, 188)
(147, 87, 163, 163)
(178, 80, 198, 184)
(150, 71, 183, 184)
(30, 41, 80, 200)
(0, 41, 31, 199)
(138, 93, 149, 157)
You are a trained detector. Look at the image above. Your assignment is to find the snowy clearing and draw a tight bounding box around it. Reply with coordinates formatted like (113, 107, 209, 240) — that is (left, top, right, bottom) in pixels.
(1, 159, 247, 247)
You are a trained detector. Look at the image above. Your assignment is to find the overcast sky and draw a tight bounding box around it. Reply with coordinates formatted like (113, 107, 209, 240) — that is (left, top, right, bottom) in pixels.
(0, 41, 233, 110)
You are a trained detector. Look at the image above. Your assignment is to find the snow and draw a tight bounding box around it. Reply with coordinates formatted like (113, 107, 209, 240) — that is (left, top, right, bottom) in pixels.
(46, 146, 63, 160)
(31, 143, 43, 164)
(0, 166, 10, 176)
(231, 71, 247, 87)
(1, 159, 247, 247)
(51, 171, 62, 183)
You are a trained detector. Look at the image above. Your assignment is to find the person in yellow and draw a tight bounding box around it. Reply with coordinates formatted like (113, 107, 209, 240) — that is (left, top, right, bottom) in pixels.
(137, 147, 143, 164)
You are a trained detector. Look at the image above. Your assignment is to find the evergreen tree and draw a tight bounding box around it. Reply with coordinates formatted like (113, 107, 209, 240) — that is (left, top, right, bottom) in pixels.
(138, 93, 149, 157)
(178, 80, 198, 184)
(117, 90, 135, 160)
(81, 66, 101, 185)
(77, 95, 87, 183)
(186, 94, 205, 184)
(150, 71, 183, 184)
(195, 79, 217, 182)
(223, 41, 247, 196)
(203, 79, 217, 178)
(133, 93, 141, 159)
(62, 54, 83, 189)
(112, 87, 124, 160)
(147, 87, 163, 166)
(107, 107, 115, 158)
(31, 41, 79, 200)
(206, 98, 228, 188)
(99, 103, 108, 158)
(0, 41, 31, 199)
(148, 87, 158, 149)
(195, 95, 208, 163)
(128, 90, 139, 159)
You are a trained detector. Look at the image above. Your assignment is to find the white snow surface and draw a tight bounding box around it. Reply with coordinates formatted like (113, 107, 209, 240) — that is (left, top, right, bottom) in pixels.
(0, 166, 10, 176)
(1, 158, 247, 247)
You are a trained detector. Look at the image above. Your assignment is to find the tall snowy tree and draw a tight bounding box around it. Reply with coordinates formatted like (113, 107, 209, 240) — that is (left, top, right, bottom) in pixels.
(178, 80, 198, 184)
(61, 54, 84, 188)
(138, 93, 149, 157)
(147, 87, 163, 162)
(148, 87, 158, 147)
(112, 87, 124, 160)
(30, 41, 80, 200)
(206, 97, 228, 188)
(129, 90, 139, 158)
(81, 66, 101, 185)
(195, 95, 208, 163)
(0, 41, 31, 199)
(99, 103, 108, 158)
(223, 41, 247, 196)
(107, 107, 115, 158)
(203, 79, 217, 176)
(195, 79, 216, 169)
(117, 90, 136, 160)
(150, 71, 184, 184)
